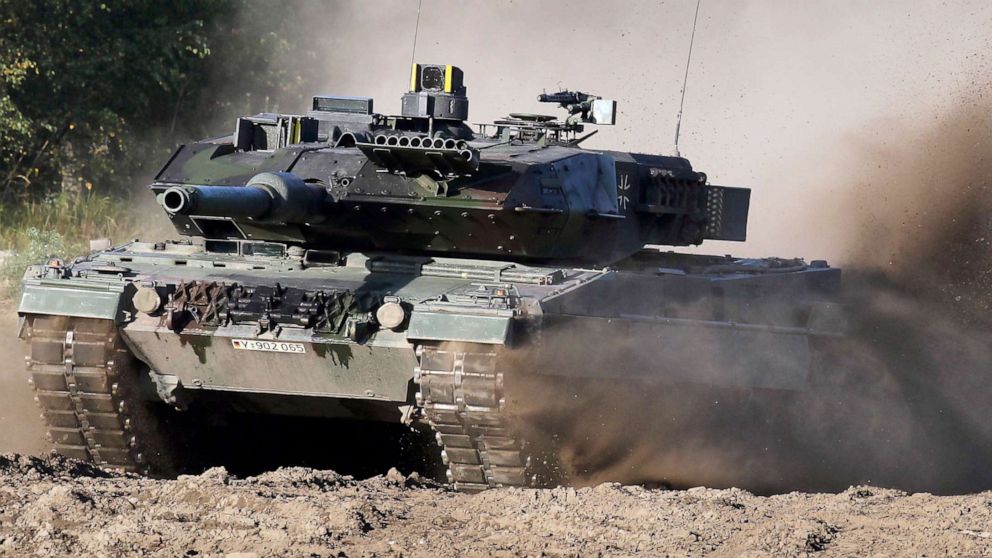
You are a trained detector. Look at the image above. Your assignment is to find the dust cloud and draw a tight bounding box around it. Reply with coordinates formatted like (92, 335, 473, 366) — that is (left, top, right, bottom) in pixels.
(506, 95, 992, 495)
(0, 305, 49, 455)
(271, 0, 992, 493)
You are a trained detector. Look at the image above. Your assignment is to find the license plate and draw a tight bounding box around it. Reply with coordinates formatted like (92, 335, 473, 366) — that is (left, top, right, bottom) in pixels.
(231, 339, 306, 354)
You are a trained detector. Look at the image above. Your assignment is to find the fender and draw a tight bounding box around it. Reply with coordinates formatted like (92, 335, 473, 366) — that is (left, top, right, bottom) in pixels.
(19, 270, 127, 322)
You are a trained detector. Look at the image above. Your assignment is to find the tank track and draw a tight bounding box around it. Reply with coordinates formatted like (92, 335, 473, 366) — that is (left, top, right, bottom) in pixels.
(415, 343, 533, 492)
(22, 316, 166, 474)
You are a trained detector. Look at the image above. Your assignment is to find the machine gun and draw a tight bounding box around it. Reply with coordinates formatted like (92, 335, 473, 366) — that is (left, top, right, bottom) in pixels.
(538, 90, 617, 125)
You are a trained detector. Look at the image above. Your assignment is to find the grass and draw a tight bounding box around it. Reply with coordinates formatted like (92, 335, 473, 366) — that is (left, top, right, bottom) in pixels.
(0, 190, 142, 299)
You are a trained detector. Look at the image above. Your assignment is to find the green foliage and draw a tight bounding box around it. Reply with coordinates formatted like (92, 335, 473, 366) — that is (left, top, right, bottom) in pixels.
(0, 191, 139, 298)
(0, 0, 316, 294)
(2, 1, 210, 200)
(0, 0, 313, 203)
(0, 1, 317, 299)
(0, 228, 64, 299)
(0, 189, 139, 250)
(0, 58, 35, 184)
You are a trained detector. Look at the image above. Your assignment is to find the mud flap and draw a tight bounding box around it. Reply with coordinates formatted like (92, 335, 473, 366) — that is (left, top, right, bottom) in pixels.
(407, 312, 511, 345)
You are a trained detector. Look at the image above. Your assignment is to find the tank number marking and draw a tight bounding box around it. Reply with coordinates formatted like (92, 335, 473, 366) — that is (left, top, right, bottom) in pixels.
(231, 339, 306, 354)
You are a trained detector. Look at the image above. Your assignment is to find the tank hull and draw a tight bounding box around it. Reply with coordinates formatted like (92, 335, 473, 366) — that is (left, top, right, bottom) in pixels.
(20, 241, 840, 398)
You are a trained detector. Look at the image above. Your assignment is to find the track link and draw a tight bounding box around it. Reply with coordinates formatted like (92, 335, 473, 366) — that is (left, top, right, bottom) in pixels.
(415, 343, 533, 492)
(22, 315, 161, 474)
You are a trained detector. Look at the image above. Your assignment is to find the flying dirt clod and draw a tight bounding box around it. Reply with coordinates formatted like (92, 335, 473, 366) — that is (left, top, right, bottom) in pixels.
(14, 64, 843, 491)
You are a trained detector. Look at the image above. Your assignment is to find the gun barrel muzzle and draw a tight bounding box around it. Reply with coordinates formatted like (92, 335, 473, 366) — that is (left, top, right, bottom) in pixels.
(162, 185, 273, 219)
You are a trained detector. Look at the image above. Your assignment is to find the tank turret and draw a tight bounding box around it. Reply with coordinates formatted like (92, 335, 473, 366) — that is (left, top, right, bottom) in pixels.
(152, 64, 750, 263)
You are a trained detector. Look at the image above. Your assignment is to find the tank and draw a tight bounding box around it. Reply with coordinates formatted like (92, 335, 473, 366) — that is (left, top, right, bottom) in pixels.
(16, 64, 843, 491)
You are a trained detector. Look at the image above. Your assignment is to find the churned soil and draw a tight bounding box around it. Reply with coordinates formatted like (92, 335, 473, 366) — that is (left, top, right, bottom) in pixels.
(0, 454, 989, 558)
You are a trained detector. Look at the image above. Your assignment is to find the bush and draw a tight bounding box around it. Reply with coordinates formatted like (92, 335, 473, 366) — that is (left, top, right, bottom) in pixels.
(0, 228, 66, 299)
(0, 190, 140, 299)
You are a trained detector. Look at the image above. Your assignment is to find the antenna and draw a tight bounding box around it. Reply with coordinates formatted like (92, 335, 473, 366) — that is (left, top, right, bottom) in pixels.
(410, 0, 423, 67)
(673, 0, 702, 157)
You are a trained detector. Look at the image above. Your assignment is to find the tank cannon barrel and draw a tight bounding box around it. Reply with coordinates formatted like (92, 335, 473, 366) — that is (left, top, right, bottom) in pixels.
(159, 172, 326, 223)
(162, 185, 272, 219)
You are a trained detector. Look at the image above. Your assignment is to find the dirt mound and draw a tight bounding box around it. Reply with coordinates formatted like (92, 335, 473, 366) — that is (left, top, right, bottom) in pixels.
(0, 455, 989, 557)
(242, 467, 353, 491)
(0, 453, 117, 480)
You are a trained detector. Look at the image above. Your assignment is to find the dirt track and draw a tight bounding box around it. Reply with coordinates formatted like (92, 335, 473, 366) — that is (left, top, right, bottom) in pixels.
(0, 454, 988, 558)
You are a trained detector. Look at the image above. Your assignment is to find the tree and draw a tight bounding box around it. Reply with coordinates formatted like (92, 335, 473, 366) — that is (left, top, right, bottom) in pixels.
(0, 0, 312, 203)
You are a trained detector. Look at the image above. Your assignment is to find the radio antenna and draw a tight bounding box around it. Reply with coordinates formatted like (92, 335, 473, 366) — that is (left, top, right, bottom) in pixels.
(410, 0, 423, 66)
(673, 0, 702, 157)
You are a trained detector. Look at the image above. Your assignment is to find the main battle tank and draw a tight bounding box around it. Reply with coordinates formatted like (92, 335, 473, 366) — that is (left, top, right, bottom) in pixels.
(17, 64, 843, 491)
